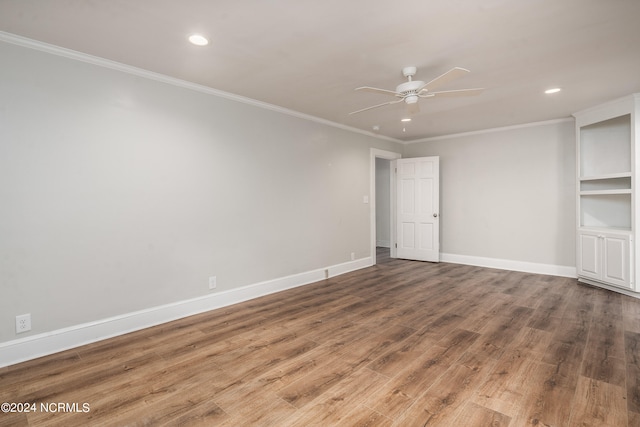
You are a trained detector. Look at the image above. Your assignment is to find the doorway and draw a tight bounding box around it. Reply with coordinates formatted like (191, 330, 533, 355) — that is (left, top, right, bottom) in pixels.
(375, 157, 392, 263)
(370, 148, 401, 265)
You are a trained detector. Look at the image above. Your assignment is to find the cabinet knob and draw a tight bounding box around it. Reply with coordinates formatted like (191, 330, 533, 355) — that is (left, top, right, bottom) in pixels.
(433, 213, 438, 218)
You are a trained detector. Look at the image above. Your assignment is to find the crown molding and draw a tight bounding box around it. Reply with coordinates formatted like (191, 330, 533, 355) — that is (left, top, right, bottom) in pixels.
(404, 117, 574, 144)
(0, 31, 402, 144)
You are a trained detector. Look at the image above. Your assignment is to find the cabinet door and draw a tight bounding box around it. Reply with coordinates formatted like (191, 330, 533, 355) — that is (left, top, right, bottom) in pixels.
(578, 232, 601, 280)
(602, 233, 632, 289)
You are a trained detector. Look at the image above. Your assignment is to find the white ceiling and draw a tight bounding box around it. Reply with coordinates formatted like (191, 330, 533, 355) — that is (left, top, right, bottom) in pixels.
(1, 0, 639, 142)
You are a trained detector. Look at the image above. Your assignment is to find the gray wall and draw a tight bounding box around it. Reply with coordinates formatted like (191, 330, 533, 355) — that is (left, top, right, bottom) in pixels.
(0, 40, 400, 342)
(0, 37, 578, 346)
(403, 120, 576, 268)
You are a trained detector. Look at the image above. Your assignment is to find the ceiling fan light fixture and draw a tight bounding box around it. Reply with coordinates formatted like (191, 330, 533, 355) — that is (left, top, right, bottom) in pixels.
(188, 34, 209, 46)
(405, 95, 419, 104)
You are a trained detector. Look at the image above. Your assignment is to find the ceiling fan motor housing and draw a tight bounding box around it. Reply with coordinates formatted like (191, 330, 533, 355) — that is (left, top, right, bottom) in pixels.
(402, 66, 417, 78)
(399, 67, 425, 104)
(396, 80, 426, 97)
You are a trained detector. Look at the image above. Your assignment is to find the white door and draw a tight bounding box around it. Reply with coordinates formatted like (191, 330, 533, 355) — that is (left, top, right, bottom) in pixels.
(394, 157, 440, 262)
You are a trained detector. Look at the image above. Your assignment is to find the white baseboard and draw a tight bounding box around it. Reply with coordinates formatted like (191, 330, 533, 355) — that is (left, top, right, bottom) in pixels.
(376, 240, 391, 248)
(578, 277, 640, 299)
(327, 257, 373, 277)
(0, 257, 372, 368)
(440, 253, 577, 278)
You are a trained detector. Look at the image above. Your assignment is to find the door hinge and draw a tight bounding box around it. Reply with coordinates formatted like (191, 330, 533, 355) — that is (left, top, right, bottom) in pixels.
(395, 243, 397, 248)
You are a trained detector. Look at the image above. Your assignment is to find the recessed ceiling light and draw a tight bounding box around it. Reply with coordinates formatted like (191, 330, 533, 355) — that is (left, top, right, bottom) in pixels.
(188, 34, 209, 46)
(545, 88, 562, 94)
(401, 118, 412, 122)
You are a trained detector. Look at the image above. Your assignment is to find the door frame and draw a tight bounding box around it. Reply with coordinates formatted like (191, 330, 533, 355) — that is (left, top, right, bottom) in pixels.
(370, 148, 402, 265)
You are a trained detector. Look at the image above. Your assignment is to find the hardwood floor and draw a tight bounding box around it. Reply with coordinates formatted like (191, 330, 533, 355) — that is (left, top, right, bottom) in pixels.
(2, 248, 640, 426)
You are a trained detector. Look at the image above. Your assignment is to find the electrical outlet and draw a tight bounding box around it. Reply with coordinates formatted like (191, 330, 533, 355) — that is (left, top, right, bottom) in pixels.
(209, 276, 217, 290)
(16, 313, 31, 334)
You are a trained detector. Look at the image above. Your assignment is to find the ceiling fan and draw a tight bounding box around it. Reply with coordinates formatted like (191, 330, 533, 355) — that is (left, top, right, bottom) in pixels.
(349, 66, 484, 115)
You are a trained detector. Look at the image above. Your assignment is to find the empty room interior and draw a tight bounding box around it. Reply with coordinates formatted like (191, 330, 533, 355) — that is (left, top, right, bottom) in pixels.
(2, 1, 640, 426)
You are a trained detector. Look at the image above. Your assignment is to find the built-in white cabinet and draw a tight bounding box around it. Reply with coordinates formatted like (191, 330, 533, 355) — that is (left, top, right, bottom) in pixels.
(578, 230, 631, 289)
(574, 94, 639, 295)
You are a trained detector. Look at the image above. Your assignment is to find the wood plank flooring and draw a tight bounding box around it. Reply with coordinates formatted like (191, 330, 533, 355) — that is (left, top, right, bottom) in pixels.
(2, 248, 640, 426)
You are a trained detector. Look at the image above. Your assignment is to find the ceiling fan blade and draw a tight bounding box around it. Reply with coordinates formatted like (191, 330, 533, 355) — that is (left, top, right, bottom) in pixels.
(349, 99, 404, 115)
(407, 102, 420, 114)
(355, 86, 401, 97)
(423, 67, 470, 91)
(429, 88, 485, 97)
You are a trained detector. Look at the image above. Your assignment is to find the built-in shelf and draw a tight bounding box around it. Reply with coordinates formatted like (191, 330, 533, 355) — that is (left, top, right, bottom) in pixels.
(580, 172, 632, 181)
(579, 114, 631, 178)
(580, 193, 631, 230)
(580, 189, 632, 195)
(574, 94, 639, 293)
(580, 225, 633, 232)
(579, 176, 631, 192)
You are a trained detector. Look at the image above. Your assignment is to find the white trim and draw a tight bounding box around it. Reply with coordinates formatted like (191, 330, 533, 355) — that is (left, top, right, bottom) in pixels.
(327, 257, 372, 277)
(578, 277, 640, 299)
(441, 253, 577, 278)
(0, 257, 372, 368)
(0, 31, 401, 144)
(370, 149, 402, 265)
(405, 118, 575, 144)
(573, 93, 640, 126)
